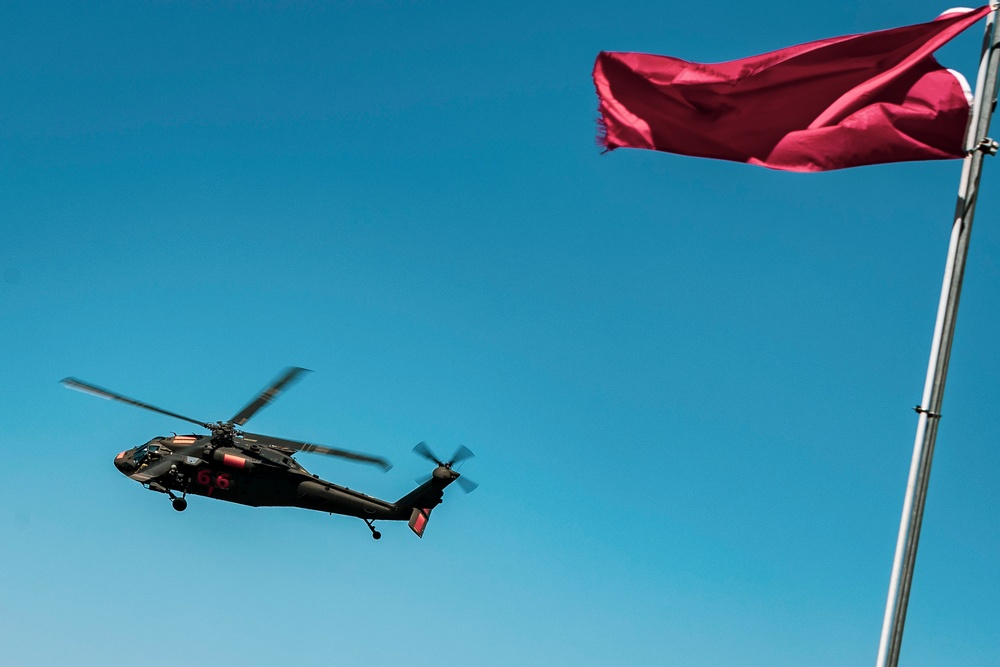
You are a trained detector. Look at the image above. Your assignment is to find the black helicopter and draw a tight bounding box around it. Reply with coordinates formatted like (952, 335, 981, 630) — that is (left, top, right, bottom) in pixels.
(61, 367, 477, 539)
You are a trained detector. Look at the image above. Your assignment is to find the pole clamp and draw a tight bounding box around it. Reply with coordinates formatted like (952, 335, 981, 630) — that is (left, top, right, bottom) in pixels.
(913, 405, 942, 419)
(971, 138, 999, 156)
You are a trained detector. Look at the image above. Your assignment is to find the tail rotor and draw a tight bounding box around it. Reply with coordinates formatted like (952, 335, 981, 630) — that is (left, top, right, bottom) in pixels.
(413, 441, 479, 493)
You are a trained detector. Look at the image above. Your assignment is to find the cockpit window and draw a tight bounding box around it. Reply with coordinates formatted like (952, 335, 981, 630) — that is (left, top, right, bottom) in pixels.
(132, 445, 148, 464)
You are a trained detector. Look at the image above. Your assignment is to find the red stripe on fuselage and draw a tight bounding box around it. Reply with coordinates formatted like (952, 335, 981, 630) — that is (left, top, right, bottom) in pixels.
(222, 454, 246, 469)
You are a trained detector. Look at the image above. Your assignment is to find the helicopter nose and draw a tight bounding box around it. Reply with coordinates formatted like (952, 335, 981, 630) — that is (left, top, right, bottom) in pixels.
(113, 451, 130, 474)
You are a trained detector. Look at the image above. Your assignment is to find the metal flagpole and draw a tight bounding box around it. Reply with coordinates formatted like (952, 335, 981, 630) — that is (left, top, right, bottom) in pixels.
(876, 6, 1000, 667)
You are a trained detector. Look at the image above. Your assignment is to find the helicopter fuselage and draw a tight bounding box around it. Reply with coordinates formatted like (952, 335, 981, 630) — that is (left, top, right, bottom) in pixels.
(115, 435, 441, 522)
(64, 368, 470, 539)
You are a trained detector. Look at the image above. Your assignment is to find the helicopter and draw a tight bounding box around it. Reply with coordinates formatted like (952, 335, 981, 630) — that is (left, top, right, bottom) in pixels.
(61, 367, 477, 539)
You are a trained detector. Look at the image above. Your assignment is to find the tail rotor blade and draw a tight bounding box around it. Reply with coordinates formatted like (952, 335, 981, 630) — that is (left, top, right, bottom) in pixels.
(413, 441, 444, 466)
(456, 475, 479, 494)
(414, 472, 477, 492)
(448, 445, 475, 466)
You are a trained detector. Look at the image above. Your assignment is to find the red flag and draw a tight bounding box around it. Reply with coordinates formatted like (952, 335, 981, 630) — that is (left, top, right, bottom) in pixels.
(593, 7, 989, 172)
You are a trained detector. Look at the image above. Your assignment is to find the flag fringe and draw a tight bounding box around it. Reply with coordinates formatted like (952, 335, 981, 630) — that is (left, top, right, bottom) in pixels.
(596, 112, 611, 153)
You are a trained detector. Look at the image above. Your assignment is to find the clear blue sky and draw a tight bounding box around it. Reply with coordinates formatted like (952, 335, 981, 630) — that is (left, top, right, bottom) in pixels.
(2, 2, 998, 665)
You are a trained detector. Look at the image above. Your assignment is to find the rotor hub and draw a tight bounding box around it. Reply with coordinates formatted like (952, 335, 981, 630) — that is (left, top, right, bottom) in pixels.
(432, 466, 459, 480)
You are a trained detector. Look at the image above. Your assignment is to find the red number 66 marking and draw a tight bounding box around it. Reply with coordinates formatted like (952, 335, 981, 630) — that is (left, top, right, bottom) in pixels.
(196, 469, 232, 495)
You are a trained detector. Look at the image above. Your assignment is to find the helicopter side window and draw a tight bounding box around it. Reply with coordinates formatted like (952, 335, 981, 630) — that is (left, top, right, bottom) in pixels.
(132, 445, 148, 464)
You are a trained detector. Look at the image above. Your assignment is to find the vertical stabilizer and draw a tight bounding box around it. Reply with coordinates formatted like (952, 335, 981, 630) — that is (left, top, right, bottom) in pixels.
(408, 507, 432, 537)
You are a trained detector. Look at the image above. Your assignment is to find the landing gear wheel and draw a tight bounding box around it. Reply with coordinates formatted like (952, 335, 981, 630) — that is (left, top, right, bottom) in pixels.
(172, 498, 188, 512)
(372, 531, 381, 540)
(364, 518, 381, 540)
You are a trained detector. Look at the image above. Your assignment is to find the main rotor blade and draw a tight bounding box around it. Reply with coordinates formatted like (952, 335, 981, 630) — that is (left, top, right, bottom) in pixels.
(230, 367, 311, 426)
(61, 378, 212, 429)
(241, 432, 392, 471)
(413, 441, 444, 466)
